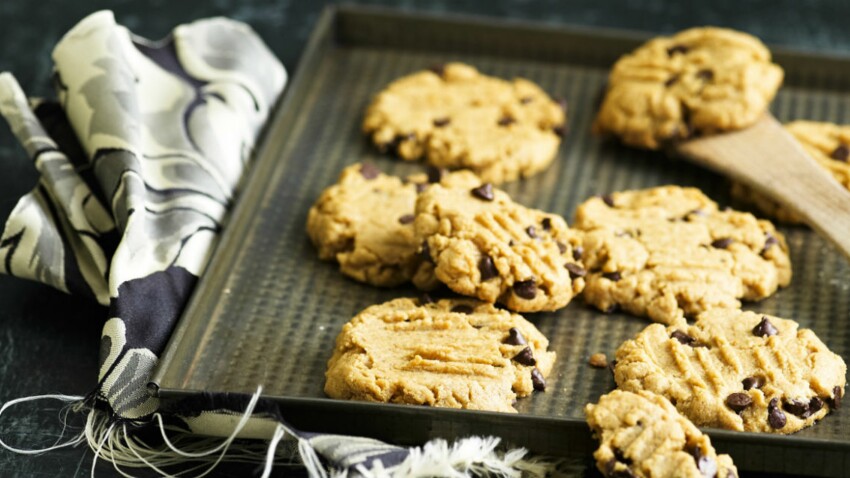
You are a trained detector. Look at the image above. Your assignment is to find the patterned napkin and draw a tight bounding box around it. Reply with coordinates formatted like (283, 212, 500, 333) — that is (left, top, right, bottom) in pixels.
(0, 10, 551, 477)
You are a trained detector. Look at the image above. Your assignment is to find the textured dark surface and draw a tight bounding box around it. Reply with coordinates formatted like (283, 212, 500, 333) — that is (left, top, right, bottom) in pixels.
(2, 1, 850, 477)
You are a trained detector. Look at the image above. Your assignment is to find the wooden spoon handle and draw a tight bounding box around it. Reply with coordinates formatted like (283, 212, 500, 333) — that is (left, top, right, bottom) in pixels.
(675, 114, 850, 261)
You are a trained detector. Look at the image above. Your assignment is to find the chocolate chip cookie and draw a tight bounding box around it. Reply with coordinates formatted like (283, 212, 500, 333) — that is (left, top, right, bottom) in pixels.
(731, 120, 850, 224)
(415, 181, 585, 312)
(614, 309, 846, 434)
(586, 390, 738, 478)
(594, 27, 783, 149)
(362, 63, 567, 184)
(307, 163, 479, 287)
(324, 297, 555, 412)
(573, 186, 791, 324)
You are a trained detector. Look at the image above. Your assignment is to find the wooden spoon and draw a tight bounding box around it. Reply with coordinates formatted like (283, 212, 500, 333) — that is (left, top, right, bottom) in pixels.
(674, 113, 850, 261)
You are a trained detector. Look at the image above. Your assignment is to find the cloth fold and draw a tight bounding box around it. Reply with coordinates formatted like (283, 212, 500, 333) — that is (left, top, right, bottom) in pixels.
(0, 10, 551, 477)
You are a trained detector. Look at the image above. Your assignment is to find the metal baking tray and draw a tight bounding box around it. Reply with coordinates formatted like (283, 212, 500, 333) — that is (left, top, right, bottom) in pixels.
(150, 5, 850, 476)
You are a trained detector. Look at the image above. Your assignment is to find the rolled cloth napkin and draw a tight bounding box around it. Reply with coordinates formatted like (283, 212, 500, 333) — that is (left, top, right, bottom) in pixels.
(0, 11, 551, 477)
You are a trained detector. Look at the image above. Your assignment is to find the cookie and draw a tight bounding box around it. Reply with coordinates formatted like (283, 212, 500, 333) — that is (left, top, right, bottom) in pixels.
(573, 186, 791, 324)
(594, 27, 783, 149)
(324, 297, 556, 412)
(586, 390, 739, 478)
(614, 309, 846, 434)
(414, 182, 585, 312)
(306, 163, 479, 287)
(731, 120, 850, 224)
(362, 63, 566, 184)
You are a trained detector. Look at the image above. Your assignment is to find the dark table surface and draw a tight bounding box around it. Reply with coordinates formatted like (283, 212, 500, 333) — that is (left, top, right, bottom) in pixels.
(2, 1, 850, 477)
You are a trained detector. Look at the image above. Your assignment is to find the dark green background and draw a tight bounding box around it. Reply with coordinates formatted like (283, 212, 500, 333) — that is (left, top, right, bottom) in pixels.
(1, 1, 848, 476)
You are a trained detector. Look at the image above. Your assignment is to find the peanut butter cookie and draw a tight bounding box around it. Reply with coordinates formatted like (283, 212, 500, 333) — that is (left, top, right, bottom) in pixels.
(324, 297, 555, 412)
(586, 390, 738, 478)
(594, 27, 783, 149)
(363, 63, 566, 184)
(614, 309, 846, 434)
(415, 182, 585, 312)
(573, 186, 791, 324)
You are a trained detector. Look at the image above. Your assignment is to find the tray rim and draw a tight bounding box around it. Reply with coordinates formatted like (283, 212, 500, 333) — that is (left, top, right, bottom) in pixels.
(150, 2, 850, 463)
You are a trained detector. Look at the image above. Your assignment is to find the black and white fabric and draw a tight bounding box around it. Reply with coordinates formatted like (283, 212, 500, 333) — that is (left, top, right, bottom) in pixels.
(0, 11, 550, 477)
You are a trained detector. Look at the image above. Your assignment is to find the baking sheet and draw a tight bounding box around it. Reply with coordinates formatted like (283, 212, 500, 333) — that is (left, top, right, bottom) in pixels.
(151, 6, 850, 476)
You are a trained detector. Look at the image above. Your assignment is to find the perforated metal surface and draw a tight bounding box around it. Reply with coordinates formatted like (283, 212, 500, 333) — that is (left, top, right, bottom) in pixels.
(153, 6, 850, 475)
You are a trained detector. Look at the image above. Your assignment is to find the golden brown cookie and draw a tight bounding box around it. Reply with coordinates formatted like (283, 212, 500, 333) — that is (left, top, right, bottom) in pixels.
(306, 163, 479, 287)
(614, 309, 846, 434)
(731, 120, 850, 224)
(414, 181, 585, 312)
(573, 186, 791, 324)
(586, 390, 739, 478)
(324, 297, 555, 412)
(594, 27, 783, 149)
(362, 63, 566, 184)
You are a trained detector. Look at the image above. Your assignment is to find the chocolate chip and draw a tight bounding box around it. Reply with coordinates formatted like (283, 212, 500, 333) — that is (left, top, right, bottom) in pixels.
(605, 459, 636, 478)
(761, 233, 779, 255)
(603, 271, 622, 281)
(541, 217, 552, 231)
(601, 194, 615, 207)
(432, 117, 451, 128)
(573, 246, 583, 260)
(711, 238, 733, 249)
(726, 393, 753, 413)
(768, 398, 787, 429)
(687, 444, 717, 478)
(526, 226, 538, 239)
(504, 327, 527, 346)
(419, 241, 432, 262)
(832, 386, 843, 409)
(830, 144, 850, 161)
(497, 116, 516, 127)
(565, 263, 586, 279)
(398, 214, 415, 224)
(513, 346, 536, 366)
(667, 44, 689, 56)
(531, 368, 546, 391)
(742, 376, 765, 390)
(429, 64, 446, 76)
(557, 241, 567, 254)
(513, 280, 537, 299)
(553, 124, 568, 137)
(613, 449, 633, 465)
(451, 304, 474, 314)
(664, 74, 680, 87)
(478, 255, 498, 281)
(752, 317, 778, 337)
(508, 239, 515, 247)
(419, 293, 434, 305)
(415, 183, 428, 193)
(520, 96, 534, 104)
(471, 183, 494, 201)
(426, 166, 445, 183)
(784, 397, 825, 418)
(359, 162, 380, 179)
(696, 69, 714, 80)
(671, 330, 696, 346)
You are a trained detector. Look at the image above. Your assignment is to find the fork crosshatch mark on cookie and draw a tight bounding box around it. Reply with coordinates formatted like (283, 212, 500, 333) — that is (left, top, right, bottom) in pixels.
(363, 63, 567, 184)
(414, 182, 585, 312)
(324, 298, 555, 413)
(614, 309, 846, 434)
